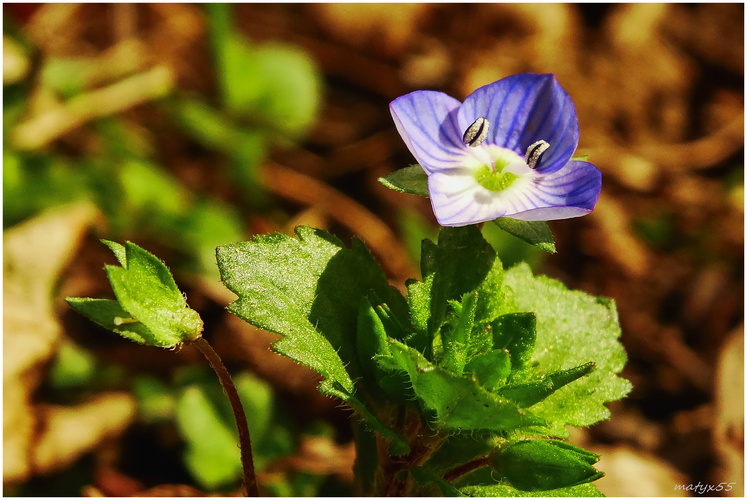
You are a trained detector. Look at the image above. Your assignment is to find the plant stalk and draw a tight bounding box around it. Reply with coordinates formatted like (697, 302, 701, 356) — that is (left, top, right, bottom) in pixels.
(443, 455, 490, 483)
(192, 336, 259, 496)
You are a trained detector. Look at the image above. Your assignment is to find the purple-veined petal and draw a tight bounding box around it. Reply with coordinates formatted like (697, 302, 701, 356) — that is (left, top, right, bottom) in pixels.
(430, 181, 503, 227)
(428, 160, 601, 226)
(389, 75, 600, 227)
(428, 170, 534, 227)
(505, 160, 602, 221)
(458, 74, 579, 174)
(390, 91, 465, 174)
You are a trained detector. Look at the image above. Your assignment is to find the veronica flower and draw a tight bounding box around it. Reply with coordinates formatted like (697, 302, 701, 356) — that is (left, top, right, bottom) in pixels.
(390, 73, 601, 227)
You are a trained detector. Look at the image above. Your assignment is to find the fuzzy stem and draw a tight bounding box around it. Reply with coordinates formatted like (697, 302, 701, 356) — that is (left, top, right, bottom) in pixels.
(192, 336, 258, 496)
(378, 410, 447, 496)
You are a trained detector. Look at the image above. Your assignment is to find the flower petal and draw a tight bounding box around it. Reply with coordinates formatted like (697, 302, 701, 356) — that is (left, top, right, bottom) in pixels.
(390, 91, 464, 174)
(428, 160, 601, 226)
(458, 73, 579, 174)
(428, 170, 533, 227)
(506, 161, 602, 221)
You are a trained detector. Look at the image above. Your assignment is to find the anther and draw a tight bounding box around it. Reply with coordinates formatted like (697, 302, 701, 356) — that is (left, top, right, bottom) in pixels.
(525, 140, 550, 169)
(463, 117, 489, 147)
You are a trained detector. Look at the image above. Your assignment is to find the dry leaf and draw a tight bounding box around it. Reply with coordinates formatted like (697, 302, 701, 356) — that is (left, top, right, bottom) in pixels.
(713, 327, 744, 496)
(594, 446, 689, 497)
(3, 204, 136, 483)
(312, 3, 429, 54)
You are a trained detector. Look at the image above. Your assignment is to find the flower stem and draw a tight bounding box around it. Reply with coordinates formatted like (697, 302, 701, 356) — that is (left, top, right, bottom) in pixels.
(192, 336, 258, 496)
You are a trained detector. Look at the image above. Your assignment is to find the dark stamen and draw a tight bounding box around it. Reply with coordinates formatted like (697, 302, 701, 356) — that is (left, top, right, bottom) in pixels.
(463, 117, 489, 147)
(525, 140, 550, 168)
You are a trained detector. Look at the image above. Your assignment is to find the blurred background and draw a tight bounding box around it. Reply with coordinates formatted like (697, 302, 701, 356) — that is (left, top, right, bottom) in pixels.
(3, 3, 743, 497)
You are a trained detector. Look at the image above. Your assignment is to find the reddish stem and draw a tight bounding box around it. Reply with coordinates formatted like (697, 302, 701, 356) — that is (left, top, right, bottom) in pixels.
(443, 455, 490, 483)
(192, 336, 259, 496)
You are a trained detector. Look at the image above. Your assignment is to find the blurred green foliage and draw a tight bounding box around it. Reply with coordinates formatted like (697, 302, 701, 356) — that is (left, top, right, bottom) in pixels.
(44, 338, 338, 494)
(3, 4, 322, 279)
(4, 5, 326, 494)
(134, 366, 331, 495)
(48, 341, 99, 390)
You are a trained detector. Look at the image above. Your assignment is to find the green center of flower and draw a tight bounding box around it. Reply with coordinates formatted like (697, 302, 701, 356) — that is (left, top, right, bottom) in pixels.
(474, 156, 519, 193)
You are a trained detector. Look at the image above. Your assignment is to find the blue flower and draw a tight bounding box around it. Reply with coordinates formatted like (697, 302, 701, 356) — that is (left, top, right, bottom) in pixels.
(390, 73, 601, 227)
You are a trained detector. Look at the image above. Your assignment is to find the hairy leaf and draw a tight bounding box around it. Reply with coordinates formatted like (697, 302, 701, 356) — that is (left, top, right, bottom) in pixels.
(378, 164, 430, 197)
(501, 264, 631, 432)
(493, 218, 556, 254)
(67, 241, 203, 348)
(417, 227, 497, 343)
(459, 482, 604, 497)
(216, 227, 409, 451)
(377, 341, 544, 432)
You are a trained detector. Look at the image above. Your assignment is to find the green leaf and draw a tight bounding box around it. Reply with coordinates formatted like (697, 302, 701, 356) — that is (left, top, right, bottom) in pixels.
(217, 227, 407, 389)
(356, 300, 411, 400)
(377, 341, 544, 433)
(216, 227, 410, 452)
(378, 165, 429, 197)
(493, 218, 556, 254)
(490, 313, 537, 370)
(101, 239, 127, 266)
(67, 241, 203, 347)
(176, 385, 242, 490)
(166, 98, 267, 202)
(498, 362, 596, 408)
(167, 97, 260, 152)
(356, 298, 392, 376)
(65, 297, 157, 345)
(180, 198, 246, 276)
(216, 234, 353, 394)
(440, 292, 478, 373)
(459, 482, 604, 497)
(234, 372, 274, 448)
(405, 226, 496, 361)
(105, 241, 203, 347)
(3, 151, 94, 228)
(489, 440, 603, 491)
(464, 349, 511, 392)
(470, 259, 514, 328)
(423, 226, 497, 338)
(541, 441, 601, 465)
(501, 263, 631, 432)
(41, 56, 90, 97)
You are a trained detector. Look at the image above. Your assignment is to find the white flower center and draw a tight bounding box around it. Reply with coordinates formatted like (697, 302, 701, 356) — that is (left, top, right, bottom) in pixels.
(461, 145, 534, 193)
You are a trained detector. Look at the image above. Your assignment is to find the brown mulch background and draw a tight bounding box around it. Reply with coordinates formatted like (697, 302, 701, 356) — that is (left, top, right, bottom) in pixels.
(4, 4, 743, 497)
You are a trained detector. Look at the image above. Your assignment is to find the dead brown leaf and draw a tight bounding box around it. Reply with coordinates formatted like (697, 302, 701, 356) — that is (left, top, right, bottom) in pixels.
(3, 204, 136, 484)
(312, 3, 429, 56)
(594, 445, 690, 497)
(713, 327, 744, 496)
